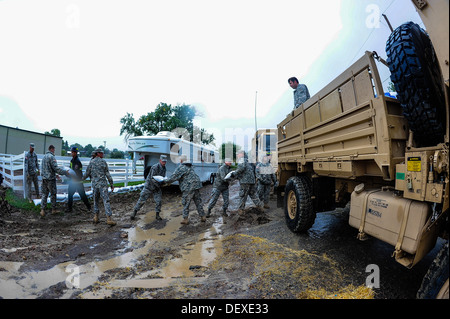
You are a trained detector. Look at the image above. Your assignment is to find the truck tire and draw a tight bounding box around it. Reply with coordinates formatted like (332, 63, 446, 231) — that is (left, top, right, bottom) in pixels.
(417, 241, 449, 299)
(284, 176, 316, 233)
(385, 22, 446, 147)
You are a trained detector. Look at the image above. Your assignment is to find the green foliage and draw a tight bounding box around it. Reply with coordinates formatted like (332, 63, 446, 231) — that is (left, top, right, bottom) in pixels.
(220, 142, 241, 162)
(4, 188, 40, 213)
(120, 102, 215, 145)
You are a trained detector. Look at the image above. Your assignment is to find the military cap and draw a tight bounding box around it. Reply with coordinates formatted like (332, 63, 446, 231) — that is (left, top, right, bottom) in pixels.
(160, 155, 167, 162)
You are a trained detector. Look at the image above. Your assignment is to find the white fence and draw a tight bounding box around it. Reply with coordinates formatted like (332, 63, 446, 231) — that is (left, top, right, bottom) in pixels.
(0, 152, 145, 201)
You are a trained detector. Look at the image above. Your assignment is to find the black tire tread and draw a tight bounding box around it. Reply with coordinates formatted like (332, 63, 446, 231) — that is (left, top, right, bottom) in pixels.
(284, 176, 315, 233)
(385, 22, 446, 147)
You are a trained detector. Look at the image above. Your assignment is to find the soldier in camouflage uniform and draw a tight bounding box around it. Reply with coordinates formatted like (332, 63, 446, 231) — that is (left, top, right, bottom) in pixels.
(288, 77, 310, 109)
(40, 145, 69, 217)
(131, 155, 167, 220)
(83, 149, 116, 226)
(206, 158, 232, 217)
(234, 150, 263, 213)
(256, 154, 277, 209)
(164, 155, 206, 225)
(25, 143, 40, 202)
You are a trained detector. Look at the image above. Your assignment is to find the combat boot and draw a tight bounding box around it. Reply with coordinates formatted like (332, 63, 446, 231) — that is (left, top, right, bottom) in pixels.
(206, 208, 212, 218)
(155, 212, 162, 220)
(106, 216, 116, 226)
(130, 209, 137, 220)
(51, 209, 60, 215)
(40, 209, 45, 217)
(93, 213, 99, 224)
(201, 215, 206, 222)
(181, 217, 189, 225)
(222, 209, 228, 217)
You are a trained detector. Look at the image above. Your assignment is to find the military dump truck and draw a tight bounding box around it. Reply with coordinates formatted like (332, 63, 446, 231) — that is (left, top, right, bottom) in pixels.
(276, 0, 448, 298)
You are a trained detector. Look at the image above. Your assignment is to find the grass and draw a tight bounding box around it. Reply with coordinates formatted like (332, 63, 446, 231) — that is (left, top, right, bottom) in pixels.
(4, 187, 41, 213)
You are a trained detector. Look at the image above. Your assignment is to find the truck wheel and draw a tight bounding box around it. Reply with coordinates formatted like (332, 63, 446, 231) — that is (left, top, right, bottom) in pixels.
(417, 241, 449, 299)
(284, 176, 315, 233)
(385, 22, 446, 147)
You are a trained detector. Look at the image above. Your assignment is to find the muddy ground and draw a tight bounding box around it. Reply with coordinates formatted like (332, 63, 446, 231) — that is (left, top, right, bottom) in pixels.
(0, 182, 443, 302)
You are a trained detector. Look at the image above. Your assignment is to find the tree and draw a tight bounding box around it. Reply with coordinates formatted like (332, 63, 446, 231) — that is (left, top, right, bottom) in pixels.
(137, 103, 173, 135)
(45, 128, 61, 137)
(84, 144, 95, 157)
(110, 148, 125, 159)
(220, 142, 240, 162)
(120, 102, 215, 145)
(120, 112, 143, 141)
(45, 128, 64, 153)
(387, 81, 396, 92)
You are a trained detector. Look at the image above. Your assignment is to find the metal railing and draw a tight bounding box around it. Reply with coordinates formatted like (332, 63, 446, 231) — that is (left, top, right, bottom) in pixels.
(0, 152, 145, 200)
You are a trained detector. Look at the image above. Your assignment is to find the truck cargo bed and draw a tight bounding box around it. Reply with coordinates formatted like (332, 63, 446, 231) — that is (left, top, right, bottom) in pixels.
(277, 52, 408, 182)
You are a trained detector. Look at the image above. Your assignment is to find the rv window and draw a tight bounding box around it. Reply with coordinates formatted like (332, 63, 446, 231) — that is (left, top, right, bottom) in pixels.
(170, 143, 180, 154)
(265, 135, 277, 151)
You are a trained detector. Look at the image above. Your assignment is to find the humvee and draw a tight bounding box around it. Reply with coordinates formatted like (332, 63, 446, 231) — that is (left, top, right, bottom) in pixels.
(276, 0, 448, 298)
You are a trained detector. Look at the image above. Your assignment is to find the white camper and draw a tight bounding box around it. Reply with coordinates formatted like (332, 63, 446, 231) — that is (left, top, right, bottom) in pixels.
(128, 131, 219, 184)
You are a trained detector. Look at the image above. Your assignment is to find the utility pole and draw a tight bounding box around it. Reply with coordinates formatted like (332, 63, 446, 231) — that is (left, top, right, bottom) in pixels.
(254, 91, 258, 131)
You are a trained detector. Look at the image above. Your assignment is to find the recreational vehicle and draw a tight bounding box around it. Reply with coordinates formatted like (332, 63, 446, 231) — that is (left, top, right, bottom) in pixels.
(127, 131, 219, 184)
(251, 128, 278, 172)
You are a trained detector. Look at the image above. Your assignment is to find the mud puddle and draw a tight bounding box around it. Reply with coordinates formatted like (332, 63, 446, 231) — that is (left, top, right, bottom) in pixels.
(0, 192, 226, 299)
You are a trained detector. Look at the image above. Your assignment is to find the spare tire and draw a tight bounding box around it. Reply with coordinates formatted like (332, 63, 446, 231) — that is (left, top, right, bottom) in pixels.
(386, 22, 446, 147)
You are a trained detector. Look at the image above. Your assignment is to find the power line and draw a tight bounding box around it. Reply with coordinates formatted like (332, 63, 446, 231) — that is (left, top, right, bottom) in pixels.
(347, 0, 397, 67)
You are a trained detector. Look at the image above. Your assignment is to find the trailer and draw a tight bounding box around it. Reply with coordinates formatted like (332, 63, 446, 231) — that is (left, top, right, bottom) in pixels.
(127, 131, 219, 184)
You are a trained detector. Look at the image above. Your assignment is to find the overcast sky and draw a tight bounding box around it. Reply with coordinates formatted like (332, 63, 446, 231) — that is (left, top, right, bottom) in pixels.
(0, 0, 423, 152)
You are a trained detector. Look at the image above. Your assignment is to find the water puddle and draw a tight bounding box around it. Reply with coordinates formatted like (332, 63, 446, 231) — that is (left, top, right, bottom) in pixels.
(0, 208, 225, 298)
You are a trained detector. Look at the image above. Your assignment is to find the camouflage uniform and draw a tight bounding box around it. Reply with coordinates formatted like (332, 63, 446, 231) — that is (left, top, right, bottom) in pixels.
(83, 156, 114, 217)
(165, 162, 205, 219)
(234, 156, 263, 210)
(256, 161, 276, 206)
(40, 151, 67, 210)
(207, 163, 231, 214)
(133, 162, 166, 215)
(25, 149, 39, 200)
(293, 84, 310, 109)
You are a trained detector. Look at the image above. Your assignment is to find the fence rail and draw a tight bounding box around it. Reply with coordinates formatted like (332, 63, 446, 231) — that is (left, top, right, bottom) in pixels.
(0, 152, 145, 201)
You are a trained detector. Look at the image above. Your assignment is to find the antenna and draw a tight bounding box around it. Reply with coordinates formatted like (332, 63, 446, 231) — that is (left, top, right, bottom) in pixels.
(254, 91, 258, 131)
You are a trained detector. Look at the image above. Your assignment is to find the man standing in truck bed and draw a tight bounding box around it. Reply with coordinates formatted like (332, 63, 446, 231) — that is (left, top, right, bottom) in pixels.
(288, 76, 310, 109)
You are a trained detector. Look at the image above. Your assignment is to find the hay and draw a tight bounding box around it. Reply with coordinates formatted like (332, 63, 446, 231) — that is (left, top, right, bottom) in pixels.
(211, 234, 374, 299)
